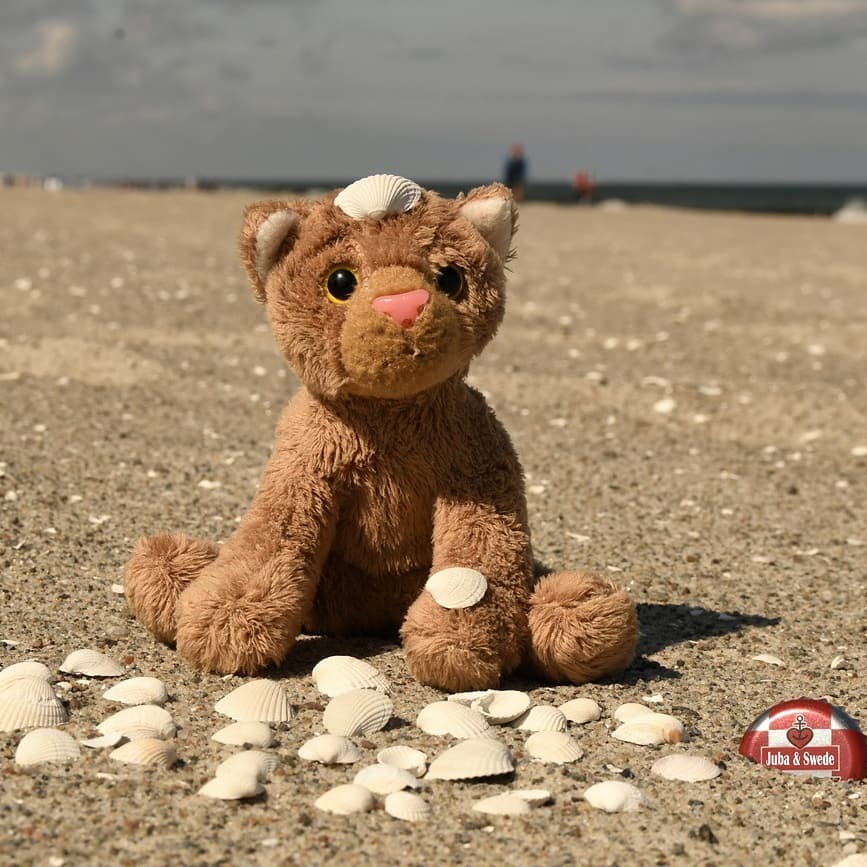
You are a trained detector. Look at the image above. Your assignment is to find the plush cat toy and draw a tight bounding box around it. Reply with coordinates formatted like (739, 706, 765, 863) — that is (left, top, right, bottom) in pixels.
(124, 174, 639, 691)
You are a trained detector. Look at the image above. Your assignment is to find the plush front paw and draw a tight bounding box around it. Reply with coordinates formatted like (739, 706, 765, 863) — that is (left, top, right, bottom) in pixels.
(175, 581, 298, 675)
(400, 592, 526, 691)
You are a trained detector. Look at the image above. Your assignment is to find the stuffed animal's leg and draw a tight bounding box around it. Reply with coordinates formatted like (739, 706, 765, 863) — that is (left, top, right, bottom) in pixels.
(124, 533, 219, 643)
(173, 469, 337, 675)
(525, 571, 639, 683)
(401, 497, 533, 692)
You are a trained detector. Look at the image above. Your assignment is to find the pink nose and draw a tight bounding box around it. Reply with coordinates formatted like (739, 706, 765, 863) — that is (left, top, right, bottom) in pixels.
(371, 289, 430, 329)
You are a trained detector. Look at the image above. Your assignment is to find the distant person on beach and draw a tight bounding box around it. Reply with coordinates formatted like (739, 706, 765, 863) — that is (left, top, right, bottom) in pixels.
(573, 170, 594, 204)
(504, 143, 527, 201)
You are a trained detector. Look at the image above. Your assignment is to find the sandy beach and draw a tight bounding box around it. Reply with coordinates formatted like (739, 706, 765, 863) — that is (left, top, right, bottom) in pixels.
(1, 188, 865, 866)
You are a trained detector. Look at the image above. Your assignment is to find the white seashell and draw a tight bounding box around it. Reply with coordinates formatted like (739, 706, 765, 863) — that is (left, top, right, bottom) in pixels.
(752, 653, 786, 667)
(334, 174, 423, 221)
(98, 705, 176, 740)
(0, 660, 52, 683)
(584, 780, 648, 813)
(80, 732, 125, 749)
(0, 693, 68, 731)
(425, 737, 514, 780)
(416, 701, 491, 739)
(525, 730, 584, 764)
(354, 764, 421, 795)
(384, 791, 431, 822)
(212, 722, 275, 749)
(198, 775, 264, 800)
(311, 656, 390, 697)
(611, 721, 667, 746)
(214, 679, 294, 723)
(15, 728, 81, 766)
(511, 705, 568, 732)
(425, 567, 487, 609)
(216, 750, 278, 782)
(471, 690, 531, 724)
(651, 754, 721, 782)
(559, 698, 602, 724)
(613, 702, 654, 723)
(472, 793, 532, 816)
(447, 690, 494, 706)
(110, 737, 177, 768)
(0, 675, 58, 702)
(377, 745, 427, 777)
(298, 734, 362, 765)
(322, 688, 393, 737)
(635, 712, 685, 743)
(59, 649, 124, 677)
(314, 783, 375, 815)
(512, 789, 552, 806)
(102, 676, 168, 706)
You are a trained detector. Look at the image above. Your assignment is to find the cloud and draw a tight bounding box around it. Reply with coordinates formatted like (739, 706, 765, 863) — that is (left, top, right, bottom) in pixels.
(658, 0, 867, 56)
(12, 18, 78, 76)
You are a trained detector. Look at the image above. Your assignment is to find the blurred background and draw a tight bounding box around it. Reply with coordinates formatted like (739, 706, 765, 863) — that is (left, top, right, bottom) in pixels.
(2, 0, 866, 212)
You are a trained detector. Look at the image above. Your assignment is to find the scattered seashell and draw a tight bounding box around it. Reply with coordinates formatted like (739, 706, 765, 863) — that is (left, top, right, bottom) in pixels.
(314, 783, 376, 815)
(447, 690, 494, 706)
(559, 697, 602, 724)
(0, 691, 68, 731)
(584, 780, 647, 813)
(612, 721, 668, 746)
(511, 705, 568, 732)
(98, 706, 176, 740)
(472, 793, 532, 816)
(651, 754, 721, 782)
(384, 791, 431, 822)
(334, 174, 423, 221)
(15, 728, 81, 766)
(110, 737, 177, 768)
(471, 690, 531, 724)
(425, 737, 514, 781)
(635, 712, 685, 743)
(416, 701, 491, 739)
(830, 656, 848, 670)
(353, 763, 421, 795)
(322, 688, 393, 737)
(311, 656, 390, 697)
(80, 732, 125, 749)
(751, 653, 785, 667)
(512, 789, 552, 806)
(0, 675, 58, 703)
(613, 702, 654, 724)
(0, 660, 52, 683)
(211, 721, 275, 749)
(298, 734, 362, 765)
(59, 649, 124, 677)
(377, 745, 427, 777)
(425, 567, 488, 609)
(198, 775, 264, 800)
(525, 730, 584, 764)
(102, 676, 168, 707)
(216, 750, 278, 782)
(214, 679, 294, 723)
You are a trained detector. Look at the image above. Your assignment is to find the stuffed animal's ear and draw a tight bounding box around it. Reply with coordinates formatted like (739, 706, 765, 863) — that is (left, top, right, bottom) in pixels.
(458, 184, 517, 261)
(239, 200, 304, 302)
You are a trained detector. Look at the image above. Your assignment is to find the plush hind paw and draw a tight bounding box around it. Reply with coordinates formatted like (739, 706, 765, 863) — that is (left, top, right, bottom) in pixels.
(526, 571, 638, 684)
(124, 533, 219, 643)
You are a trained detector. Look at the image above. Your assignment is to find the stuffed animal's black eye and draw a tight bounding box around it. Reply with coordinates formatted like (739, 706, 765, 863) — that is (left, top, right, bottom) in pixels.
(435, 265, 464, 298)
(324, 267, 358, 304)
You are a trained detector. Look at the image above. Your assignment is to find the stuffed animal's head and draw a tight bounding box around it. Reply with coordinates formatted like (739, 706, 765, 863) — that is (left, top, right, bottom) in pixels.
(238, 175, 517, 400)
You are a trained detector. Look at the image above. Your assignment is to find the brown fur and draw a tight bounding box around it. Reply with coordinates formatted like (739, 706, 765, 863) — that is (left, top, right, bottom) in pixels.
(124, 178, 639, 690)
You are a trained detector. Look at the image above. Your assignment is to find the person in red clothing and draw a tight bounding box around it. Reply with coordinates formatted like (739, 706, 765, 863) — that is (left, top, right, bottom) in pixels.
(573, 170, 594, 204)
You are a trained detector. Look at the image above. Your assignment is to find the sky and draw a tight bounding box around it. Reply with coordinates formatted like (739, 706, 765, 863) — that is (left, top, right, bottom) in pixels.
(1, 0, 866, 183)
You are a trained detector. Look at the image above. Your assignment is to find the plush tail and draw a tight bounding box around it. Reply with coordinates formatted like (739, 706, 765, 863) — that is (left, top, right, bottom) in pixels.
(526, 571, 639, 684)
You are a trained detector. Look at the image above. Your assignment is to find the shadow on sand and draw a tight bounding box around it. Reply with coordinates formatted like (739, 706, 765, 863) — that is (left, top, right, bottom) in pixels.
(269, 603, 780, 688)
